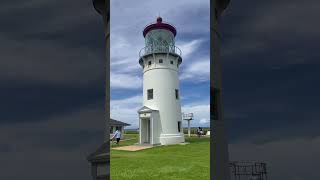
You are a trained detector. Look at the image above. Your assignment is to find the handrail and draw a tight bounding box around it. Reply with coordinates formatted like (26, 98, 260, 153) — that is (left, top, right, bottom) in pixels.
(139, 45, 182, 58)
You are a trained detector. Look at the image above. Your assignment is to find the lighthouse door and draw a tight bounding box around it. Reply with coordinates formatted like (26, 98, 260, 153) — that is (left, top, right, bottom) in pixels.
(147, 119, 151, 143)
(141, 118, 151, 144)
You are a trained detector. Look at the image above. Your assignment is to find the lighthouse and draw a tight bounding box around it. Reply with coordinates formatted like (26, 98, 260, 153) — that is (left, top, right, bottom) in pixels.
(137, 17, 185, 145)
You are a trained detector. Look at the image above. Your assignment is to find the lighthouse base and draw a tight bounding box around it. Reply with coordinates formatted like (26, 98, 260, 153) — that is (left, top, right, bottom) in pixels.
(159, 133, 185, 145)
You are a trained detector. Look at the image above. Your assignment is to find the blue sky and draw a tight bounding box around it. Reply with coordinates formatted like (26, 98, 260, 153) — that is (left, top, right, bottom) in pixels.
(110, 0, 210, 128)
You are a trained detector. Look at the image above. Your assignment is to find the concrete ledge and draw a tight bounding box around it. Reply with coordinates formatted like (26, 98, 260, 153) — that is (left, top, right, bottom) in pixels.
(112, 144, 155, 151)
(159, 133, 185, 145)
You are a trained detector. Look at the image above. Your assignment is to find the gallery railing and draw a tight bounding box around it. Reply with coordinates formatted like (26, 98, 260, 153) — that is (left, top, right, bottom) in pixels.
(139, 45, 182, 58)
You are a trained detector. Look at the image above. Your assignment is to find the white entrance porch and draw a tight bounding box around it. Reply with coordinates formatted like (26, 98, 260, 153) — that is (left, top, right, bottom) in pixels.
(140, 118, 151, 144)
(138, 106, 160, 145)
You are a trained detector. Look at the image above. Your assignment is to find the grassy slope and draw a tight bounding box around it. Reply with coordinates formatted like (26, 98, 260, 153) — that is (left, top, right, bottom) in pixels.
(110, 135, 210, 180)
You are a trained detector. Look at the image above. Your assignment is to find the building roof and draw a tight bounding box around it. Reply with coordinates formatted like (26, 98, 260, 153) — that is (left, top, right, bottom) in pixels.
(87, 119, 129, 163)
(87, 141, 109, 163)
(110, 118, 130, 126)
(143, 17, 177, 37)
(137, 106, 158, 113)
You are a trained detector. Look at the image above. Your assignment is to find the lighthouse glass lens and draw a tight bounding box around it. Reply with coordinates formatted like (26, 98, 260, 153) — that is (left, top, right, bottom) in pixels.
(145, 29, 175, 54)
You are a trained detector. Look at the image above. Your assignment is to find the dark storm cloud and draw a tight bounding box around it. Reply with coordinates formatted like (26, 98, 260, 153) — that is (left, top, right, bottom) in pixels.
(229, 136, 320, 180)
(0, 1, 102, 38)
(220, 0, 320, 65)
(0, 0, 105, 86)
(0, 103, 105, 180)
(220, 0, 320, 179)
(220, 0, 320, 140)
(0, 0, 106, 122)
(0, 0, 105, 179)
(0, 80, 104, 124)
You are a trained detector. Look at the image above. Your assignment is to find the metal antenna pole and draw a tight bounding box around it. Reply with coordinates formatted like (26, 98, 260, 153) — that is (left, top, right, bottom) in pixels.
(188, 119, 191, 137)
(183, 113, 193, 137)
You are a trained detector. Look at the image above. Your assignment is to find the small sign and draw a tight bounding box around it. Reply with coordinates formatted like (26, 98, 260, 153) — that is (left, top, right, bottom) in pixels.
(183, 113, 193, 120)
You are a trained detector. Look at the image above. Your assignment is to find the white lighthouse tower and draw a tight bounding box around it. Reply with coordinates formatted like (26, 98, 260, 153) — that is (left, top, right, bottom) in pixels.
(137, 17, 185, 145)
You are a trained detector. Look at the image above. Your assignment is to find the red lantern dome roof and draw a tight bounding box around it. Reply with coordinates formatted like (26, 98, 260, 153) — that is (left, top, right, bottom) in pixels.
(143, 17, 177, 37)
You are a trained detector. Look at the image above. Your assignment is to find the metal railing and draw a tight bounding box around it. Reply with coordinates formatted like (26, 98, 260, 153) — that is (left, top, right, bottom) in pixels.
(139, 45, 182, 58)
(229, 161, 268, 180)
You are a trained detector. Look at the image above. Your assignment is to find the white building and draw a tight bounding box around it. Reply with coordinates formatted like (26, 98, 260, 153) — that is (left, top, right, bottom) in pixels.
(138, 17, 185, 145)
(109, 118, 130, 139)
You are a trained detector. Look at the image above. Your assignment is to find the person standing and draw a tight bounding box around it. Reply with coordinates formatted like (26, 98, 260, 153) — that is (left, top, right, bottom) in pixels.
(200, 127, 203, 137)
(112, 129, 121, 145)
(197, 127, 201, 138)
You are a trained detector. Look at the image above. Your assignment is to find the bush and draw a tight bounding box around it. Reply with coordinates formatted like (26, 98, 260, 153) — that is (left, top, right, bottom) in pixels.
(182, 127, 210, 135)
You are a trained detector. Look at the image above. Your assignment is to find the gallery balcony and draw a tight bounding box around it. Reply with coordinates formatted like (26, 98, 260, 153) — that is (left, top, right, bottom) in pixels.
(138, 45, 182, 66)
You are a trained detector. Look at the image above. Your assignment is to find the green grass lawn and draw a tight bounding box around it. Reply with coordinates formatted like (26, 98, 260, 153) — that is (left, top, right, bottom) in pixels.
(110, 134, 210, 180)
(110, 134, 138, 147)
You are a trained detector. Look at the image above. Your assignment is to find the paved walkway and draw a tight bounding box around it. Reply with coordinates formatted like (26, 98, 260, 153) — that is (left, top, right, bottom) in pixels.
(112, 144, 154, 151)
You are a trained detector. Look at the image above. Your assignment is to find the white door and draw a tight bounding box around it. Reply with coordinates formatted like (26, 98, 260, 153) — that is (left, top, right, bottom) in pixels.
(147, 119, 151, 143)
(142, 118, 151, 144)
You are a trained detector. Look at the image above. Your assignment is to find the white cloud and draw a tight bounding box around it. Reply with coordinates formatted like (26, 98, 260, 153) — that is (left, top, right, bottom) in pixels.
(199, 118, 210, 124)
(110, 36, 131, 58)
(182, 103, 210, 127)
(110, 95, 142, 127)
(176, 39, 203, 59)
(110, 36, 206, 89)
(180, 59, 210, 82)
(110, 33, 143, 71)
(110, 72, 142, 89)
(111, 95, 142, 108)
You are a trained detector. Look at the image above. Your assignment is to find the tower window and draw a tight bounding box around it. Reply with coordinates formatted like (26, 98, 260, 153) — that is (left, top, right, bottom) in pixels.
(148, 61, 151, 66)
(147, 89, 153, 100)
(178, 121, 181, 132)
(175, 89, 179, 99)
(159, 59, 163, 63)
(170, 60, 173, 64)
